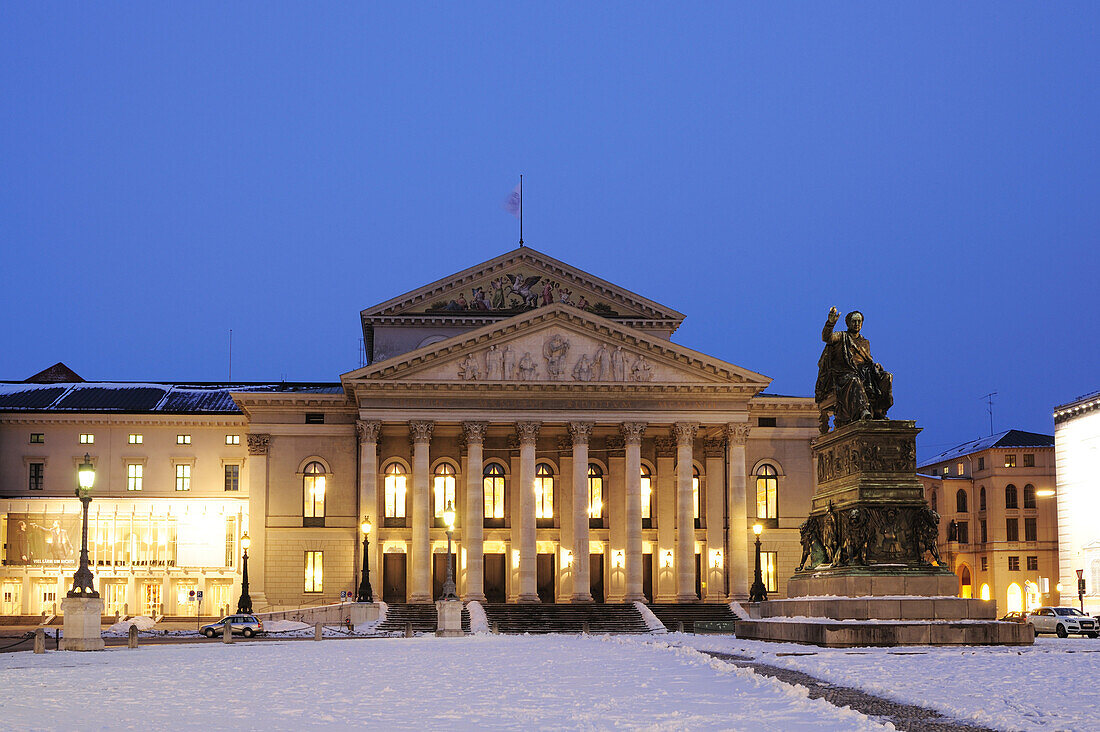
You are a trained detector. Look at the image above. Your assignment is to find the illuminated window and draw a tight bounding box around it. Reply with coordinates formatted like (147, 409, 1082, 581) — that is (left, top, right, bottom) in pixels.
(535, 463, 554, 522)
(127, 463, 143, 491)
(1008, 556, 1020, 571)
(384, 463, 408, 522)
(979, 486, 986, 511)
(28, 462, 44, 490)
(433, 463, 457, 525)
(79, 433, 94, 444)
(640, 464, 653, 528)
(304, 551, 323, 592)
(1004, 454, 1016, 468)
(176, 434, 191, 445)
(30, 433, 44, 444)
(981, 556, 988, 571)
(956, 489, 967, 513)
(1023, 484, 1036, 509)
(588, 464, 604, 523)
(483, 463, 505, 522)
(762, 551, 778, 592)
(303, 461, 326, 524)
(693, 465, 701, 528)
(756, 464, 778, 524)
(128, 434, 143, 444)
(1023, 453, 1035, 467)
(225, 434, 240, 445)
(224, 464, 240, 491)
(175, 464, 191, 491)
(1005, 484, 1018, 509)
(956, 462, 964, 476)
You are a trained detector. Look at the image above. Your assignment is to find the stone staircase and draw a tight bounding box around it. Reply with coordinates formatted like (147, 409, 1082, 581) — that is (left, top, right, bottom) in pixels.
(376, 603, 471, 635)
(480, 603, 651, 634)
(647, 603, 742, 633)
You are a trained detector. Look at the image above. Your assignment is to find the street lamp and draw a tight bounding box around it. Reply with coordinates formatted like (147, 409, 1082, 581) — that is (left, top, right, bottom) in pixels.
(441, 500, 458, 600)
(749, 523, 768, 603)
(67, 453, 99, 598)
(356, 516, 374, 602)
(237, 532, 253, 614)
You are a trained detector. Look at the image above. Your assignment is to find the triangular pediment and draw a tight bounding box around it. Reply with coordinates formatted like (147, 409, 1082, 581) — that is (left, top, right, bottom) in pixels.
(343, 304, 769, 389)
(361, 246, 685, 326)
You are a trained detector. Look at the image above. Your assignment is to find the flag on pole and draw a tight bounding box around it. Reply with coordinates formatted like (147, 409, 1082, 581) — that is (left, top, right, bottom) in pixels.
(503, 184, 521, 218)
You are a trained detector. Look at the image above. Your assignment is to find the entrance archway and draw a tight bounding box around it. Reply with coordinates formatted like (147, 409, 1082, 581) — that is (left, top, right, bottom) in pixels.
(980, 583, 990, 601)
(958, 564, 972, 598)
(1006, 582, 1023, 614)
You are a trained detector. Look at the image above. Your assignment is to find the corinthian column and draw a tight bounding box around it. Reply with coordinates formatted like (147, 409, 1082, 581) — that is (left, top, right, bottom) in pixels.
(570, 421, 594, 603)
(727, 422, 751, 600)
(621, 422, 647, 602)
(356, 420, 381, 599)
(674, 423, 698, 602)
(515, 422, 541, 602)
(463, 422, 488, 602)
(408, 420, 434, 603)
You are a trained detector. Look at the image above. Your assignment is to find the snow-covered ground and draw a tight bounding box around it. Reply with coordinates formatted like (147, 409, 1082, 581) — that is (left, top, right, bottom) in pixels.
(1, 635, 886, 731)
(671, 634, 1100, 731)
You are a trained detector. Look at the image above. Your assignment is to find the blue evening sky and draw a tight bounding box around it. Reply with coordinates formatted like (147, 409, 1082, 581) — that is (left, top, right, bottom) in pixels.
(2, 4, 1097, 460)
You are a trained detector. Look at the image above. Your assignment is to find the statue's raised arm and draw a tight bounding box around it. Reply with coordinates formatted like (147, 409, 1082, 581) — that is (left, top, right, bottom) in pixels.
(822, 306, 841, 343)
(814, 308, 894, 432)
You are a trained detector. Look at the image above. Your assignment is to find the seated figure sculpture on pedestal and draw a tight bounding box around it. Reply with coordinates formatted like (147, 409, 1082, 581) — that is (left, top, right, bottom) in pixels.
(815, 307, 893, 433)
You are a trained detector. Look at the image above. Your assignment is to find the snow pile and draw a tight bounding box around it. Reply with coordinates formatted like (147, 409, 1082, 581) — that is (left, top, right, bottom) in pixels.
(633, 601, 667, 633)
(263, 620, 310, 633)
(467, 601, 489, 633)
(104, 616, 156, 635)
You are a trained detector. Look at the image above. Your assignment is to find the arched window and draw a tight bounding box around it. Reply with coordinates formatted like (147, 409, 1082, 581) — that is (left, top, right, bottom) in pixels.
(588, 464, 604, 525)
(931, 490, 937, 513)
(384, 462, 407, 524)
(1005, 484, 1018, 509)
(980, 583, 991, 602)
(303, 461, 326, 525)
(956, 489, 968, 514)
(979, 486, 986, 511)
(483, 463, 505, 524)
(1023, 484, 1036, 509)
(693, 465, 701, 528)
(1006, 582, 1023, 613)
(535, 463, 554, 523)
(433, 463, 457, 526)
(756, 464, 778, 524)
(640, 465, 653, 528)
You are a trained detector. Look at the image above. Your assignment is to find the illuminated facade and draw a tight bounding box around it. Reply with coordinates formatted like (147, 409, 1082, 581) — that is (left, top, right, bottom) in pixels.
(918, 430, 1059, 614)
(1053, 391, 1100, 613)
(2, 248, 820, 614)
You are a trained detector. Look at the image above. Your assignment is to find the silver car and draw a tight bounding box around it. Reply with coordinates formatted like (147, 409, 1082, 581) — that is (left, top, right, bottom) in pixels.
(201, 614, 264, 638)
(1026, 607, 1098, 638)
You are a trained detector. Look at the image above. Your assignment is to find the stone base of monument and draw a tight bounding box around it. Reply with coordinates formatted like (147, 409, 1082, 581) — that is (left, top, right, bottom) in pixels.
(435, 599, 464, 637)
(60, 595, 105, 651)
(735, 614, 1033, 647)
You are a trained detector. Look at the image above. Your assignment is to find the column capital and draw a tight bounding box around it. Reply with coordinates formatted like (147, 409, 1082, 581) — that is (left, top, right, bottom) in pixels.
(462, 421, 488, 445)
(620, 422, 647, 444)
(408, 420, 434, 443)
(672, 422, 698, 445)
(568, 421, 594, 445)
(246, 434, 270, 456)
(726, 422, 751, 446)
(703, 437, 725, 458)
(515, 421, 541, 445)
(356, 420, 381, 444)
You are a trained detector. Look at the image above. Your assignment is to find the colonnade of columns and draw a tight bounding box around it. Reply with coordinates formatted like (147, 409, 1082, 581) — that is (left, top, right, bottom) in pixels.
(356, 418, 752, 603)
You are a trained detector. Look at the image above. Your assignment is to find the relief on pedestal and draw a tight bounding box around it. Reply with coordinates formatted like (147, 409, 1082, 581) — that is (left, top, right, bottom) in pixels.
(816, 436, 917, 484)
(796, 501, 944, 572)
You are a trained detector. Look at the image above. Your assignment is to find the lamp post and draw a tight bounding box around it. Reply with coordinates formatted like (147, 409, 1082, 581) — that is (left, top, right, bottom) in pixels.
(441, 500, 458, 600)
(357, 516, 374, 602)
(1077, 568, 1086, 613)
(749, 523, 768, 603)
(237, 533, 252, 614)
(68, 453, 98, 598)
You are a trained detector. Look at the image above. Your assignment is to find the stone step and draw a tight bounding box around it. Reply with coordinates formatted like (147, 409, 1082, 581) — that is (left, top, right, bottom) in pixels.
(480, 603, 650, 634)
(376, 603, 471, 634)
(647, 603, 741, 632)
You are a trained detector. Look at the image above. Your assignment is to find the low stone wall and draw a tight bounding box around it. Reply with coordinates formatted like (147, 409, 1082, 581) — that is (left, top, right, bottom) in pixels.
(257, 602, 379, 627)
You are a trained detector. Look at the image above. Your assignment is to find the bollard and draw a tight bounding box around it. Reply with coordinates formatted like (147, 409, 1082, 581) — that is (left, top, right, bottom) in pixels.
(223, 620, 233, 644)
(405, 621, 413, 638)
(582, 621, 590, 635)
(491, 621, 500, 635)
(34, 628, 45, 654)
(676, 620, 684, 634)
(54, 630, 60, 650)
(128, 625, 139, 649)
(314, 622, 323, 641)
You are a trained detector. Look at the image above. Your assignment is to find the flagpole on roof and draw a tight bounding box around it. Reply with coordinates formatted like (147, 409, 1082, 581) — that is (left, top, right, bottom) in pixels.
(519, 174, 524, 247)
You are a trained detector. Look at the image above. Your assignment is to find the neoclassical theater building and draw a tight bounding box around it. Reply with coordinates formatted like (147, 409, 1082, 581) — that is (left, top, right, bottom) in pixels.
(0, 247, 818, 616)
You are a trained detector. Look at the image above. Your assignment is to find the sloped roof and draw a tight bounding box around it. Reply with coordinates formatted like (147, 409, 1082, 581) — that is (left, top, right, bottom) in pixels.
(919, 429, 1055, 467)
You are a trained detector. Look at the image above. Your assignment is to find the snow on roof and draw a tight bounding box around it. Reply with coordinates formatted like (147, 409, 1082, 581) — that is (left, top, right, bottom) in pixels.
(919, 429, 1054, 467)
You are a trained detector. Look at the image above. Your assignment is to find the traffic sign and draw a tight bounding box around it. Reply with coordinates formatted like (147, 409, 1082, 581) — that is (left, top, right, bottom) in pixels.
(196, 591, 203, 600)
(340, 590, 347, 601)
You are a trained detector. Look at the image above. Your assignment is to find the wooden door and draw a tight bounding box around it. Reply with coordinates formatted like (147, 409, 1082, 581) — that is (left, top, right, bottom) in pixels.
(383, 553, 407, 603)
(484, 553, 506, 603)
(537, 553, 555, 603)
(590, 553, 605, 603)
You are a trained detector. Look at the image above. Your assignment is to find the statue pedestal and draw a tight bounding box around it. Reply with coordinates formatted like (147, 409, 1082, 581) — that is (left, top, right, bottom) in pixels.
(736, 420, 1031, 647)
(435, 600, 464, 637)
(61, 596, 105, 651)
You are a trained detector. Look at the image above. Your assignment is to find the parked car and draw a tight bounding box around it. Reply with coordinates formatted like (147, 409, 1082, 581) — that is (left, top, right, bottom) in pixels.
(999, 611, 1028, 624)
(1026, 607, 1099, 638)
(201, 614, 264, 638)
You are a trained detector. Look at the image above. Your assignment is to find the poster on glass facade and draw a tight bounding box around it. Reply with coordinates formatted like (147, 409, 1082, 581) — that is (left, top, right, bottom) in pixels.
(6, 514, 80, 566)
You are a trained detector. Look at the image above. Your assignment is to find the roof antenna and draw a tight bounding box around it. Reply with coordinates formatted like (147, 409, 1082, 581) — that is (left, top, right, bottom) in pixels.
(980, 391, 997, 436)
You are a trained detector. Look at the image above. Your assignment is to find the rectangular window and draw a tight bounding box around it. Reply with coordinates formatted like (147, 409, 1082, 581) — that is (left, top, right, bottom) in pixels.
(757, 417, 777, 427)
(225, 434, 240, 445)
(693, 474, 700, 525)
(980, 520, 987, 544)
(762, 551, 778, 593)
(128, 434, 143, 444)
(79, 433, 94, 444)
(225, 516, 237, 569)
(1006, 518, 1019, 542)
(29, 462, 44, 490)
(1008, 556, 1020, 571)
(1024, 517, 1037, 542)
(977, 457, 985, 471)
(305, 413, 324, 424)
(175, 464, 191, 491)
(304, 551, 323, 593)
(1004, 454, 1016, 468)
(1026, 556, 1039, 571)
(224, 464, 240, 491)
(176, 434, 191, 445)
(30, 433, 44, 444)
(1023, 453, 1035, 467)
(956, 521, 969, 544)
(588, 474, 604, 521)
(981, 556, 988, 571)
(127, 463, 143, 491)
